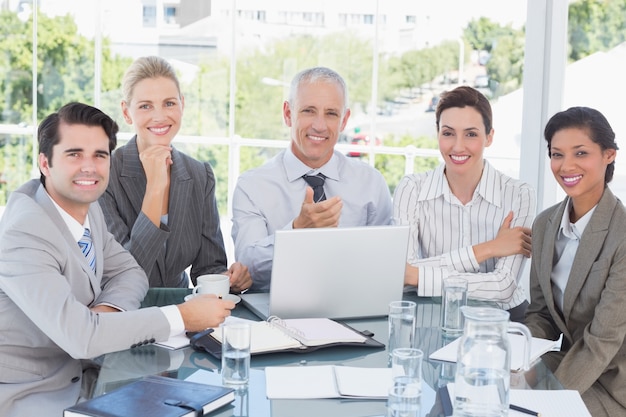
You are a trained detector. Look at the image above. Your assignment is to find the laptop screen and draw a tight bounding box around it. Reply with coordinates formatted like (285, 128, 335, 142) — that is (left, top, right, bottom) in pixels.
(252, 225, 410, 320)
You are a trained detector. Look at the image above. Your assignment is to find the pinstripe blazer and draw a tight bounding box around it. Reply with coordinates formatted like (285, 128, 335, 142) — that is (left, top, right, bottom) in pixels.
(0, 180, 170, 416)
(525, 188, 626, 413)
(99, 136, 228, 288)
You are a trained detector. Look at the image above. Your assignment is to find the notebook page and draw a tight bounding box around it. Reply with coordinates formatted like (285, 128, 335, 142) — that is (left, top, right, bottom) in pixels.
(272, 318, 367, 346)
(446, 384, 591, 417)
(509, 389, 591, 417)
(333, 366, 391, 398)
(211, 320, 302, 353)
(265, 365, 339, 399)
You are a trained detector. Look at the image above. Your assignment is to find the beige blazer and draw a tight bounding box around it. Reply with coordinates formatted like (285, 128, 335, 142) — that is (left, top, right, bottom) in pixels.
(526, 188, 626, 413)
(0, 180, 171, 416)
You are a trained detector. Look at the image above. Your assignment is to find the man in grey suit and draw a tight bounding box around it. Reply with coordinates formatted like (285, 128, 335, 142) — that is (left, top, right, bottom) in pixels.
(0, 102, 235, 417)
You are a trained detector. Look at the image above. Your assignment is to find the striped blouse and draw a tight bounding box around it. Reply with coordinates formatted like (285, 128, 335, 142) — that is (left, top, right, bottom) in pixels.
(393, 161, 536, 310)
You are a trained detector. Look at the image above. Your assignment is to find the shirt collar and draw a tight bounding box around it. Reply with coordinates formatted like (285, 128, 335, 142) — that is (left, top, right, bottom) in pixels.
(43, 188, 91, 243)
(558, 197, 596, 240)
(419, 160, 501, 206)
(284, 145, 340, 183)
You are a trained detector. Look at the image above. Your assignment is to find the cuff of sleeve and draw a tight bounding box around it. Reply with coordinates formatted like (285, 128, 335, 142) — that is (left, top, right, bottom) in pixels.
(446, 247, 480, 273)
(160, 304, 185, 337)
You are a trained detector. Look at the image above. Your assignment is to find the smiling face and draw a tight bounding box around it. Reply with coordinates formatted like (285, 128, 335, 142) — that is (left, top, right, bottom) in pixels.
(121, 76, 184, 152)
(39, 122, 111, 223)
(284, 80, 350, 168)
(549, 127, 616, 215)
(438, 106, 493, 180)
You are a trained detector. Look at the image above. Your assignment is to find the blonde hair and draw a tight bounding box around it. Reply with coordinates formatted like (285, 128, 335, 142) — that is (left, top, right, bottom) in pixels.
(121, 56, 181, 103)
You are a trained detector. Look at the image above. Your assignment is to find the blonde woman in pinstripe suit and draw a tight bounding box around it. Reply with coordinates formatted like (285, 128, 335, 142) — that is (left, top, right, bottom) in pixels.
(100, 56, 251, 291)
(393, 86, 535, 322)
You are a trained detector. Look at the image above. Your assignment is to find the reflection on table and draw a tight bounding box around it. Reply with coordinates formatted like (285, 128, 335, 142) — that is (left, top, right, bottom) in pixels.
(92, 293, 562, 417)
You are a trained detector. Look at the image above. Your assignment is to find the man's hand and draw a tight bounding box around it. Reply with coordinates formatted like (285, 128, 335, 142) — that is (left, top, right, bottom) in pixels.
(177, 294, 235, 331)
(292, 187, 342, 229)
(227, 262, 252, 293)
(473, 211, 532, 263)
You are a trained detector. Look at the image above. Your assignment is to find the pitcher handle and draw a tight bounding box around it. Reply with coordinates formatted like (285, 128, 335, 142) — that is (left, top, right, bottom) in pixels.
(508, 322, 532, 371)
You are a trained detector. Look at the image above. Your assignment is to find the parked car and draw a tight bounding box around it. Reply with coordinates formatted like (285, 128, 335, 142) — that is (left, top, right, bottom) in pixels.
(425, 95, 439, 112)
(347, 133, 382, 157)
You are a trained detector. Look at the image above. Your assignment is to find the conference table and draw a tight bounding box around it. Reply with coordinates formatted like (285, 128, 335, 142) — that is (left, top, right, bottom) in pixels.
(92, 292, 562, 416)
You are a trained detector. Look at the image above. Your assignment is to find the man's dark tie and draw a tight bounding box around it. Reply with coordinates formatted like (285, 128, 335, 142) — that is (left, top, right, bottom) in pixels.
(303, 173, 327, 203)
(78, 228, 96, 273)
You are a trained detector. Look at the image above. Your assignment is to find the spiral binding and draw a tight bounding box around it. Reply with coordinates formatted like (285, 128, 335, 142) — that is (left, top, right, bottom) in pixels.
(267, 315, 307, 344)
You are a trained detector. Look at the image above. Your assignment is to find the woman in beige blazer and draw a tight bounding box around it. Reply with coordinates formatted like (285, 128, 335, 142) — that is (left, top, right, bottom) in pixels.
(525, 106, 626, 416)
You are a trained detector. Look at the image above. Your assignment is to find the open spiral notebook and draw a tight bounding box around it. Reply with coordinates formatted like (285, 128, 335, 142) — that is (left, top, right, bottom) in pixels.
(189, 316, 384, 358)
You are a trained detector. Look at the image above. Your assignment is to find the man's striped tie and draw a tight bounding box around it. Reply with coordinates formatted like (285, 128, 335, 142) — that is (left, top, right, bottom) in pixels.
(303, 173, 327, 203)
(78, 228, 96, 273)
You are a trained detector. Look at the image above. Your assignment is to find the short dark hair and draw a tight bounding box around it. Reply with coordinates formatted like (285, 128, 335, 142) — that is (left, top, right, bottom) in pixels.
(38, 102, 118, 184)
(544, 106, 618, 184)
(435, 86, 493, 134)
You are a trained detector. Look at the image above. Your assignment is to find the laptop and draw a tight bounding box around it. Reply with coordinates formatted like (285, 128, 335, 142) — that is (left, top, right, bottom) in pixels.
(241, 225, 409, 320)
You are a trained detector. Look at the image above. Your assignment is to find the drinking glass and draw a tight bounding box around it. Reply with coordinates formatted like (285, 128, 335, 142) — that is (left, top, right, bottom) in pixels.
(388, 301, 416, 356)
(221, 323, 251, 385)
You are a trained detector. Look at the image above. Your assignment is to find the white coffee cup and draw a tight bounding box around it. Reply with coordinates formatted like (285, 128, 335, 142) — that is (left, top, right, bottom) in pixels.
(192, 274, 230, 297)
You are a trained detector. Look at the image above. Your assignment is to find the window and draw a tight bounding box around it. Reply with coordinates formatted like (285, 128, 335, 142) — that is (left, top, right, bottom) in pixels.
(164, 6, 176, 24)
(143, 5, 156, 27)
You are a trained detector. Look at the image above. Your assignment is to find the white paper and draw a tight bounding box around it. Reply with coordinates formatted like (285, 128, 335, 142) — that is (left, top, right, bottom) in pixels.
(334, 367, 392, 398)
(429, 334, 559, 371)
(265, 365, 341, 399)
(509, 389, 592, 417)
(265, 365, 439, 409)
(446, 383, 591, 417)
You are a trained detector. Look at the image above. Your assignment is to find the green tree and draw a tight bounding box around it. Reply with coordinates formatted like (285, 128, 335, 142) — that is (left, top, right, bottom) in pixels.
(384, 40, 463, 96)
(486, 30, 525, 96)
(568, 0, 626, 61)
(461, 17, 526, 98)
(0, 10, 130, 205)
(464, 17, 511, 53)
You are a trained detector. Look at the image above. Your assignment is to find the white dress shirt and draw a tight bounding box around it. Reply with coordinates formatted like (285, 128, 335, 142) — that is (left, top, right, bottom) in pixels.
(232, 146, 393, 291)
(393, 161, 536, 310)
(551, 198, 596, 311)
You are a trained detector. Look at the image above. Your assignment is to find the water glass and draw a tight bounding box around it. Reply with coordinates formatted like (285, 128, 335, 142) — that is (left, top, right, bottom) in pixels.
(221, 323, 251, 385)
(387, 383, 420, 417)
(388, 301, 416, 355)
(391, 348, 423, 382)
(440, 277, 468, 334)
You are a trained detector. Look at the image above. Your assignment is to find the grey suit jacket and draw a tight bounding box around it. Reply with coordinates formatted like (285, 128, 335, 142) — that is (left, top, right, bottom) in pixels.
(99, 136, 228, 288)
(525, 188, 626, 412)
(0, 180, 171, 417)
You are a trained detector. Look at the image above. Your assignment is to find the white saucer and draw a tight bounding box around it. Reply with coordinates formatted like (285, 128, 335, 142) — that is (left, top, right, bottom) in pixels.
(184, 293, 241, 304)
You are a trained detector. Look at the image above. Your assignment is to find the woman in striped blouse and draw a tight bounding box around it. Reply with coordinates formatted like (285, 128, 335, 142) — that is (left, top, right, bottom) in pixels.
(393, 86, 535, 321)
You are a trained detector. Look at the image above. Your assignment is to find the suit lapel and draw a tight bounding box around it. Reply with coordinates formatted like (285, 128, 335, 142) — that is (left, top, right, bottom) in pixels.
(166, 148, 192, 261)
(539, 200, 568, 331)
(118, 137, 147, 217)
(561, 189, 617, 319)
(35, 185, 100, 292)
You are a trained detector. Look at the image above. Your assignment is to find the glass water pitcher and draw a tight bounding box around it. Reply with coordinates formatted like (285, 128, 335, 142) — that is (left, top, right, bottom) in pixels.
(453, 306, 531, 417)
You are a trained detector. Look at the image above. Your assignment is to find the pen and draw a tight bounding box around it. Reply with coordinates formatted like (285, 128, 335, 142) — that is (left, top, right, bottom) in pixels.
(510, 404, 540, 416)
